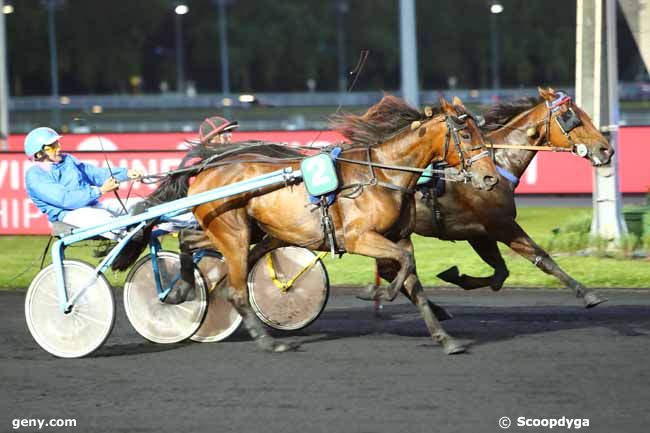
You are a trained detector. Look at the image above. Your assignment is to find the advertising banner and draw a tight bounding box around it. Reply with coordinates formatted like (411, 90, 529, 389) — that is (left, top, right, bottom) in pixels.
(2, 128, 648, 234)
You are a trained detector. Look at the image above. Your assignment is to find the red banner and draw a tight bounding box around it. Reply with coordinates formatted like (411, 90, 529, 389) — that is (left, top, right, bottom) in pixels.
(2, 128, 649, 234)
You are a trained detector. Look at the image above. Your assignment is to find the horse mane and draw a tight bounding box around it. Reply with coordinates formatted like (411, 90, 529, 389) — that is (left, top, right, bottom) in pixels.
(482, 96, 543, 129)
(184, 139, 306, 162)
(330, 95, 440, 147)
(142, 140, 305, 208)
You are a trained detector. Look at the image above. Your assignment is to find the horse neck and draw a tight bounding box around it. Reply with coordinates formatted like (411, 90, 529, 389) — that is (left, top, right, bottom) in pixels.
(370, 122, 446, 187)
(487, 104, 547, 179)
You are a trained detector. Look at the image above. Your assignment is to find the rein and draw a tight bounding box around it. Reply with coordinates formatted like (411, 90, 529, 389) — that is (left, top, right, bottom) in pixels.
(485, 143, 573, 152)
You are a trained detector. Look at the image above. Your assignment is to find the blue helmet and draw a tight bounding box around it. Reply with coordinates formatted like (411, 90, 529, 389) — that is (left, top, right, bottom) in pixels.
(24, 127, 62, 160)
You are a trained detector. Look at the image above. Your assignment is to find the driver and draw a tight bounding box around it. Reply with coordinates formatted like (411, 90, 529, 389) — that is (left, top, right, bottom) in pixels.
(23, 127, 144, 239)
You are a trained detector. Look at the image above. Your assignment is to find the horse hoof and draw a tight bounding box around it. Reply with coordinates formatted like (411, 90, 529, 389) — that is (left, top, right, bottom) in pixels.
(356, 285, 380, 301)
(378, 287, 399, 302)
(164, 281, 193, 305)
(442, 339, 467, 355)
(266, 341, 300, 353)
(437, 266, 460, 284)
(583, 291, 607, 309)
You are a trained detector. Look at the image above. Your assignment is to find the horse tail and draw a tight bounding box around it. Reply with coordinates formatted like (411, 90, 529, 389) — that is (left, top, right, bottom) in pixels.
(111, 169, 197, 271)
(111, 223, 154, 271)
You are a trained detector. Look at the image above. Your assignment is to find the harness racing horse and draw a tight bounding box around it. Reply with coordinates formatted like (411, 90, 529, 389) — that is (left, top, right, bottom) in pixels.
(114, 95, 499, 354)
(364, 88, 614, 307)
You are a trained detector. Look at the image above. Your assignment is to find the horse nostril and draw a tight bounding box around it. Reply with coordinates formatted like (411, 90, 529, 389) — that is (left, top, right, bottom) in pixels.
(601, 147, 613, 158)
(483, 175, 498, 187)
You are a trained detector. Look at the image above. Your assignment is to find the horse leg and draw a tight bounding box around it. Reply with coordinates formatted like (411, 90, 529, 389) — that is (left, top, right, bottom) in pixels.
(500, 221, 606, 308)
(248, 236, 289, 268)
(437, 237, 509, 291)
(356, 258, 399, 301)
(346, 232, 415, 302)
(165, 230, 198, 304)
(361, 256, 453, 321)
(403, 273, 465, 354)
(202, 212, 298, 352)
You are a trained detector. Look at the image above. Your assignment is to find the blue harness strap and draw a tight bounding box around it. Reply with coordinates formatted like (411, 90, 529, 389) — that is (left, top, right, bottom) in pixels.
(496, 165, 520, 187)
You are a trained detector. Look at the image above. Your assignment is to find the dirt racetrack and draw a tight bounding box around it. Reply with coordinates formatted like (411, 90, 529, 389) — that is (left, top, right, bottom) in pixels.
(2, 287, 649, 433)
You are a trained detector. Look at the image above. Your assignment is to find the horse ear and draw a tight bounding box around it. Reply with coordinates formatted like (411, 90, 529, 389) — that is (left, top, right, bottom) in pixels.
(538, 87, 553, 101)
(439, 96, 454, 114)
(452, 96, 464, 107)
(548, 87, 557, 94)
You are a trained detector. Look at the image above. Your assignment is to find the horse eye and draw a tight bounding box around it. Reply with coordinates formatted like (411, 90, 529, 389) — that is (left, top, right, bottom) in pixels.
(460, 132, 470, 140)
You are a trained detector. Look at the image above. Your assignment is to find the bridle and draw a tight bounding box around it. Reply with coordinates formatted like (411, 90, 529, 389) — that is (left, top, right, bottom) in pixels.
(443, 112, 491, 174)
(335, 110, 492, 193)
(485, 92, 588, 156)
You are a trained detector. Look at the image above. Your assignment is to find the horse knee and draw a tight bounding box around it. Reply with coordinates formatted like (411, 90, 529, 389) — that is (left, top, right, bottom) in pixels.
(403, 251, 416, 274)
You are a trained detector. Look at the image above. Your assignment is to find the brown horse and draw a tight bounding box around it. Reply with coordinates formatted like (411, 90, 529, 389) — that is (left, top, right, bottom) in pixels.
(116, 95, 499, 354)
(364, 88, 614, 308)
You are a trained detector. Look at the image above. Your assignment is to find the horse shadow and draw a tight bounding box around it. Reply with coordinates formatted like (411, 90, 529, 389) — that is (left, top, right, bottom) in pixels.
(285, 299, 650, 349)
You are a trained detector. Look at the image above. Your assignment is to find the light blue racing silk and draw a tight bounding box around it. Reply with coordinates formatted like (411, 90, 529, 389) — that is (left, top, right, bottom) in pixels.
(25, 154, 129, 222)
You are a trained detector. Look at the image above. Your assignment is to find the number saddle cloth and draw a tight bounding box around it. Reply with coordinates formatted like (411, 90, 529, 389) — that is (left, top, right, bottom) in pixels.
(301, 147, 342, 206)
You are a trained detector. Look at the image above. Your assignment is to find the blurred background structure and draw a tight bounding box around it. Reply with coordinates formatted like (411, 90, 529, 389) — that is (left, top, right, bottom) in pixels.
(0, 0, 649, 242)
(0, 0, 647, 135)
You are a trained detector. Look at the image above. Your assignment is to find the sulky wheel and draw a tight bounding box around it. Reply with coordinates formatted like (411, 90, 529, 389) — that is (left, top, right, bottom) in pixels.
(191, 252, 243, 342)
(248, 246, 329, 331)
(123, 251, 207, 344)
(25, 260, 115, 358)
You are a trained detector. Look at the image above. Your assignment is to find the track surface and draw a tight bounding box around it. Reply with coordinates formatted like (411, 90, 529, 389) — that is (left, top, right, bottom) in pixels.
(2, 288, 649, 433)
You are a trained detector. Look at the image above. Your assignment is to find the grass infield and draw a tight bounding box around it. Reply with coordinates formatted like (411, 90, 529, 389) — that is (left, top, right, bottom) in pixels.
(1, 207, 648, 290)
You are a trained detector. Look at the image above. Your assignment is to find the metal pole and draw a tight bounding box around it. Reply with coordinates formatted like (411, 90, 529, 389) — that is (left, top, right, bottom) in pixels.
(336, 0, 347, 93)
(576, 0, 626, 242)
(218, 0, 230, 96)
(47, 0, 60, 128)
(0, 0, 9, 150)
(399, 0, 419, 107)
(175, 13, 185, 93)
(490, 11, 500, 93)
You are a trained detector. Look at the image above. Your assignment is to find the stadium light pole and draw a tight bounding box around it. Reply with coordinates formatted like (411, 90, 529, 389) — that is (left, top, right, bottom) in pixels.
(174, 3, 188, 94)
(0, 0, 10, 150)
(336, 0, 348, 94)
(399, 0, 419, 108)
(46, 0, 61, 128)
(489, 2, 503, 96)
(217, 0, 230, 97)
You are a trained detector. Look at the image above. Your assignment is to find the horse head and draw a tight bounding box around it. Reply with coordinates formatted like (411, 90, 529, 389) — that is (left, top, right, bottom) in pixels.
(436, 96, 498, 191)
(537, 87, 613, 166)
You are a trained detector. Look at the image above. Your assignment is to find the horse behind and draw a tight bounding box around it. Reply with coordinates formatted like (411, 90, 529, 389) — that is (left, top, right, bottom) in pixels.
(369, 88, 614, 312)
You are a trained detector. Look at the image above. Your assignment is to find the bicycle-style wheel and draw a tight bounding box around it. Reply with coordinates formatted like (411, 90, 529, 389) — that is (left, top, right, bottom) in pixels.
(191, 252, 243, 342)
(25, 260, 115, 358)
(248, 246, 329, 331)
(123, 251, 207, 344)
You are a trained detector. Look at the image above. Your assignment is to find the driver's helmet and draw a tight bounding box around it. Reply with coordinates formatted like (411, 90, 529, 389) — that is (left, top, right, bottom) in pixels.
(198, 116, 238, 144)
(24, 127, 62, 160)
